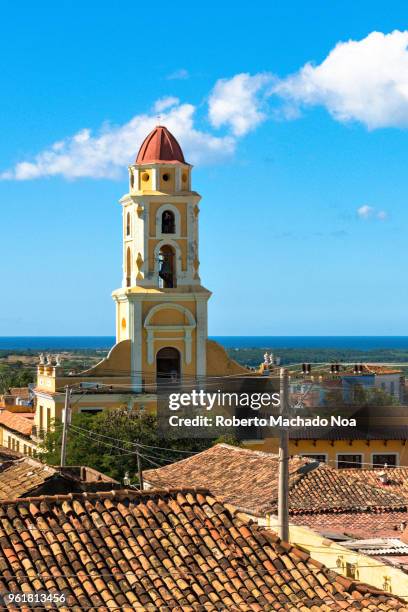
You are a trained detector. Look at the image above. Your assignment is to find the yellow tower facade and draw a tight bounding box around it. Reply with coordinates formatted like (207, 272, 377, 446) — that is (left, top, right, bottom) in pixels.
(112, 126, 211, 390)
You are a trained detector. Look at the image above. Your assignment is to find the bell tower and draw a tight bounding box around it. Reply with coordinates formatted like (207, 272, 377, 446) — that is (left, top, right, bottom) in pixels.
(112, 125, 211, 390)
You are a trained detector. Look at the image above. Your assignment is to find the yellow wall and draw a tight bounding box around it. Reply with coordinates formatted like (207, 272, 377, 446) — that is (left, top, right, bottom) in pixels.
(180, 168, 189, 191)
(206, 340, 255, 376)
(138, 168, 153, 191)
(0, 429, 36, 456)
(149, 201, 187, 237)
(157, 168, 175, 193)
(266, 518, 408, 600)
(246, 437, 408, 467)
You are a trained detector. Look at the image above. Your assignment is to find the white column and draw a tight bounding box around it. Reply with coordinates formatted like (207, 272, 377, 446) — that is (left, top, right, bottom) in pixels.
(175, 166, 182, 192)
(131, 300, 143, 391)
(152, 168, 158, 191)
(185, 328, 192, 364)
(196, 298, 207, 378)
(147, 329, 154, 364)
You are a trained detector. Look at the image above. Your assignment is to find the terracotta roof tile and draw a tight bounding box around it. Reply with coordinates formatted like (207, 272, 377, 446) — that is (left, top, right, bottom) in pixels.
(144, 443, 315, 516)
(136, 125, 186, 164)
(0, 410, 33, 436)
(0, 458, 56, 498)
(0, 445, 23, 462)
(8, 387, 30, 398)
(287, 464, 408, 513)
(0, 458, 119, 499)
(145, 445, 408, 539)
(0, 488, 403, 610)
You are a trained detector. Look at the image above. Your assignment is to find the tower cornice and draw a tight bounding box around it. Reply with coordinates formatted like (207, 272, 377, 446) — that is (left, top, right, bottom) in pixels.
(119, 193, 201, 206)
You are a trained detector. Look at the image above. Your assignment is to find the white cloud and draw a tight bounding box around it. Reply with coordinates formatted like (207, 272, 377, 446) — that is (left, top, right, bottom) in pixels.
(273, 30, 408, 129)
(208, 73, 272, 136)
(154, 97, 180, 112)
(357, 205, 373, 218)
(357, 205, 388, 220)
(166, 68, 189, 80)
(1, 103, 235, 181)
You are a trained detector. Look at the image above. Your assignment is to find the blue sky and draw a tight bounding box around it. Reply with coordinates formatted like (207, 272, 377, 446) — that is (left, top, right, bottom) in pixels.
(1, 0, 408, 336)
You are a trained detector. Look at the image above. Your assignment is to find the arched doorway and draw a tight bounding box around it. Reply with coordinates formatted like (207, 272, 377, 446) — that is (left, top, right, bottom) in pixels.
(158, 245, 176, 288)
(156, 347, 181, 383)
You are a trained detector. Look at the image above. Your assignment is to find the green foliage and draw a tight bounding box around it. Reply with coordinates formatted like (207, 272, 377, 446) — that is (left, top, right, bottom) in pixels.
(0, 365, 34, 394)
(213, 434, 242, 447)
(227, 347, 408, 371)
(323, 383, 398, 408)
(40, 410, 214, 483)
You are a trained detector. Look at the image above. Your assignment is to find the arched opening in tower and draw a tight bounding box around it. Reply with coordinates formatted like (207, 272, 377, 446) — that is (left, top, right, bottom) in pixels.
(158, 245, 176, 288)
(161, 210, 175, 234)
(156, 347, 181, 383)
(126, 247, 131, 287)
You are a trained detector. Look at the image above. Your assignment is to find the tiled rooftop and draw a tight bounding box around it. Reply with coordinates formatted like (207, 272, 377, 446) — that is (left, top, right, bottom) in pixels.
(0, 410, 33, 436)
(0, 457, 57, 498)
(0, 488, 405, 611)
(0, 457, 119, 499)
(8, 387, 30, 398)
(145, 445, 408, 539)
(287, 464, 408, 513)
(145, 444, 408, 516)
(144, 443, 316, 516)
(0, 444, 23, 462)
(293, 509, 408, 539)
(342, 468, 408, 497)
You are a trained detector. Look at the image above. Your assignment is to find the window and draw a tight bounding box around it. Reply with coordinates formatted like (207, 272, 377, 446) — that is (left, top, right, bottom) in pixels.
(79, 407, 103, 414)
(46, 407, 51, 431)
(161, 210, 175, 234)
(372, 453, 397, 467)
(390, 381, 395, 395)
(300, 454, 327, 463)
(39, 405, 43, 431)
(346, 562, 357, 579)
(337, 454, 362, 468)
(126, 212, 131, 236)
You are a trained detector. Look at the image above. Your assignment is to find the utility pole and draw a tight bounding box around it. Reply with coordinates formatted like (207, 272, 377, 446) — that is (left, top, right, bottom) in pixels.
(60, 386, 72, 467)
(278, 367, 289, 542)
(136, 445, 144, 491)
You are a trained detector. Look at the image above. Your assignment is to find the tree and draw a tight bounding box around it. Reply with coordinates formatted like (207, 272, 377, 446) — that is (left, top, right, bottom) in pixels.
(40, 409, 213, 482)
(0, 366, 34, 394)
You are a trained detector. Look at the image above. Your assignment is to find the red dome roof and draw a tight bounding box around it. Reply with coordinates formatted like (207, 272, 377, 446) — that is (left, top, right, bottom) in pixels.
(136, 126, 186, 164)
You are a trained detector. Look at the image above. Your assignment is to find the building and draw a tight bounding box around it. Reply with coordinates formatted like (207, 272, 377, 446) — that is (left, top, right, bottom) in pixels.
(144, 443, 317, 521)
(0, 487, 405, 610)
(252, 421, 408, 468)
(290, 364, 404, 407)
(144, 444, 408, 532)
(0, 386, 32, 411)
(7, 125, 250, 453)
(0, 410, 36, 455)
(144, 443, 408, 598)
(0, 456, 119, 498)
